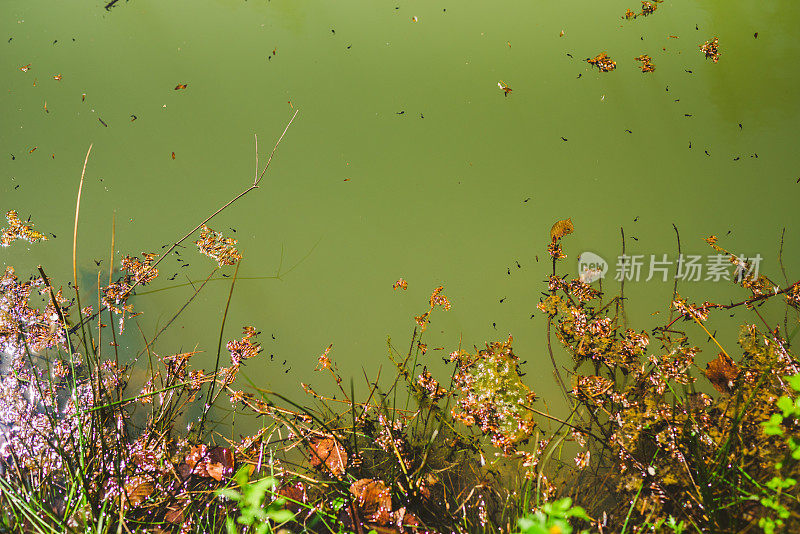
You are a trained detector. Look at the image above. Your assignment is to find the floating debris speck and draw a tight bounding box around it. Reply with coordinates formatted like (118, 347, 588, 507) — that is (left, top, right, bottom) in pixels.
(1, 210, 48, 247)
(634, 54, 655, 72)
(195, 225, 242, 266)
(497, 80, 512, 96)
(700, 37, 720, 63)
(587, 52, 616, 72)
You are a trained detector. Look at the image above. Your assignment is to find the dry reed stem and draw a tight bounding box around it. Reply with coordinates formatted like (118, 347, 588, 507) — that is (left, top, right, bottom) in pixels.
(73, 143, 93, 291)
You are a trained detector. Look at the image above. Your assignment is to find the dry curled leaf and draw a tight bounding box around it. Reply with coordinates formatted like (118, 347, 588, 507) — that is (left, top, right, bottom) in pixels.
(392, 507, 421, 532)
(184, 445, 234, 481)
(164, 503, 184, 524)
(125, 481, 154, 508)
(278, 482, 308, 514)
(350, 478, 392, 525)
(307, 436, 347, 477)
(550, 217, 574, 241)
(704, 352, 739, 394)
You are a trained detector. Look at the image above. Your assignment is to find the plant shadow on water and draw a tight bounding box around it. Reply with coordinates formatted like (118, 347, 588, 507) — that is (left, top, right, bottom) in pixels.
(1, 123, 800, 532)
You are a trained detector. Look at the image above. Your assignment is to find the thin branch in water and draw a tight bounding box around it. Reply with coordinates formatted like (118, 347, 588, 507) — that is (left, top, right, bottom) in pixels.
(68, 112, 299, 335)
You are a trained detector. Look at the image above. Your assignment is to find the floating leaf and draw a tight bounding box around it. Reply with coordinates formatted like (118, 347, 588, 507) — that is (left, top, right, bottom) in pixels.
(704, 352, 739, 394)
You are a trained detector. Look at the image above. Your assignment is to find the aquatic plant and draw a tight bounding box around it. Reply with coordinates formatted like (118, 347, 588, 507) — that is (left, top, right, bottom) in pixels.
(1, 124, 798, 533)
(536, 222, 800, 533)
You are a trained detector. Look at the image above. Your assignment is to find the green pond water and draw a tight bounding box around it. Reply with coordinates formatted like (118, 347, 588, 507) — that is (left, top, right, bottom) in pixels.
(2, 0, 799, 433)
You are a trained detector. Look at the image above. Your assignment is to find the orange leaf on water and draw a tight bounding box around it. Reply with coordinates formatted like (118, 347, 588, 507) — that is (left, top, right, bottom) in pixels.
(704, 352, 739, 394)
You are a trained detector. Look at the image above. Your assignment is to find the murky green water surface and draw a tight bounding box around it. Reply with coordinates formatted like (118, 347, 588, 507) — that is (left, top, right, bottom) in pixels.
(2, 1, 799, 429)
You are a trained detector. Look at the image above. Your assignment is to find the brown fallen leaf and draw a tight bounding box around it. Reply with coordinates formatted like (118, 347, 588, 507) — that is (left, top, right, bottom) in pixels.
(125, 481, 154, 507)
(278, 482, 308, 514)
(704, 352, 739, 394)
(184, 444, 234, 480)
(164, 503, 184, 524)
(307, 435, 347, 476)
(392, 506, 421, 532)
(350, 478, 392, 525)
